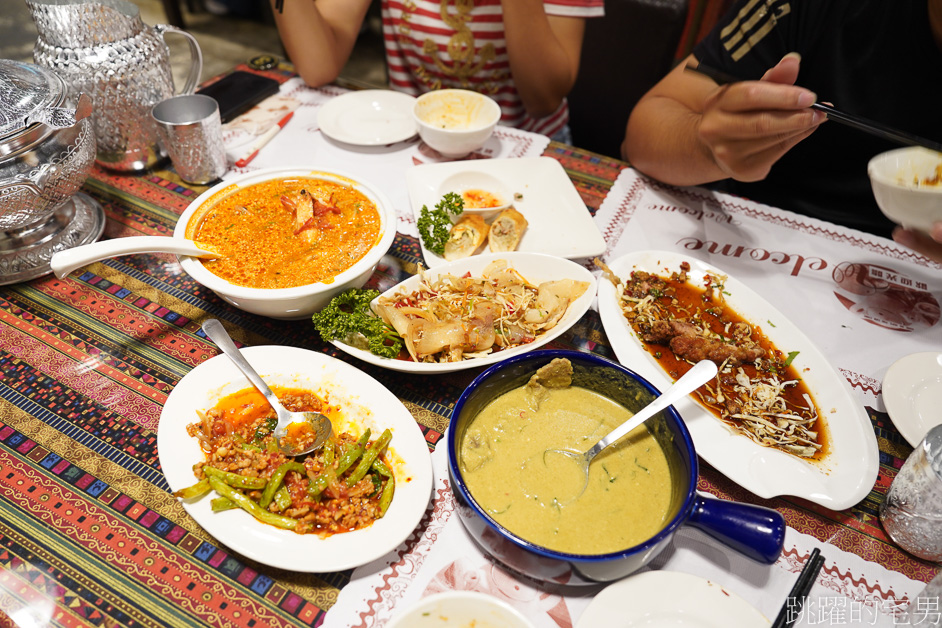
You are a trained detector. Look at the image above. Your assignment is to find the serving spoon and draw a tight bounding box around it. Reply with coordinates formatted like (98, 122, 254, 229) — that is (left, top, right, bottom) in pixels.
(49, 235, 220, 279)
(201, 318, 332, 457)
(535, 359, 719, 506)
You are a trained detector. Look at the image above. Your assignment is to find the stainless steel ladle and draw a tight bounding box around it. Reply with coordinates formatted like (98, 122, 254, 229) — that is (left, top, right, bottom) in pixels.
(201, 318, 332, 456)
(541, 359, 718, 505)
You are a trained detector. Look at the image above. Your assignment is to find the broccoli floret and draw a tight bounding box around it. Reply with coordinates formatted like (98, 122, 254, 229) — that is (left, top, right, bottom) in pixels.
(312, 289, 404, 359)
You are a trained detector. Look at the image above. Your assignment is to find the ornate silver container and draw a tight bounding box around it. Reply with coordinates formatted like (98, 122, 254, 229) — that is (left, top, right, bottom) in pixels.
(27, 0, 203, 172)
(0, 59, 105, 285)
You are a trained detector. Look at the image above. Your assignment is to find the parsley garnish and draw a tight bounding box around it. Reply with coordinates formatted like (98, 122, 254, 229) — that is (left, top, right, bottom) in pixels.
(417, 192, 464, 255)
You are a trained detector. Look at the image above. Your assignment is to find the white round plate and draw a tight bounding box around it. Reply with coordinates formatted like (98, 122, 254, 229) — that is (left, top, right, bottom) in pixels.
(576, 571, 770, 627)
(157, 345, 433, 572)
(597, 250, 879, 510)
(330, 252, 597, 374)
(317, 90, 418, 146)
(883, 352, 942, 447)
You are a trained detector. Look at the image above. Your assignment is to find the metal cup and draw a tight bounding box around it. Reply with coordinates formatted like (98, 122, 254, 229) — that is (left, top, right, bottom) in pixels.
(152, 94, 227, 185)
(880, 424, 942, 561)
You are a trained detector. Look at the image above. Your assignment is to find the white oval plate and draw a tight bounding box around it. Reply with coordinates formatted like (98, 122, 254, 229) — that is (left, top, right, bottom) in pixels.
(883, 352, 942, 447)
(158, 345, 433, 572)
(317, 90, 418, 146)
(597, 250, 879, 510)
(576, 571, 769, 627)
(330, 252, 597, 374)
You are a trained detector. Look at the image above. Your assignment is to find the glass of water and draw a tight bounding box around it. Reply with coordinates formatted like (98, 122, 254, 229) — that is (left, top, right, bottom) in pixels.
(880, 424, 942, 562)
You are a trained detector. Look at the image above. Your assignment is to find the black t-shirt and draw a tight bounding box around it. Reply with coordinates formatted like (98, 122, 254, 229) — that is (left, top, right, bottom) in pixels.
(693, 0, 942, 237)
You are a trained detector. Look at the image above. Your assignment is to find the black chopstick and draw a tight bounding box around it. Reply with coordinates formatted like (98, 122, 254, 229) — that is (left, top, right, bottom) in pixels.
(771, 547, 825, 628)
(684, 63, 942, 153)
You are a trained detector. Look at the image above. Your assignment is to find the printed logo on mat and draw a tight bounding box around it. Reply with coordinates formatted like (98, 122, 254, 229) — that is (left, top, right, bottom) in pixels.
(832, 262, 940, 332)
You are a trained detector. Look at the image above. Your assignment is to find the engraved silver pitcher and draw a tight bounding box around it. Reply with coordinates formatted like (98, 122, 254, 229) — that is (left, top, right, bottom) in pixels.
(27, 0, 203, 172)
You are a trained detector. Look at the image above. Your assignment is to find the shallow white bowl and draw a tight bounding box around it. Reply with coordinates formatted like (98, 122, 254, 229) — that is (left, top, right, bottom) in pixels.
(868, 146, 942, 233)
(413, 89, 501, 158)
(386, 592, 534, 628)
(437, 169, 513, 222)
(174, 166, 396, 320)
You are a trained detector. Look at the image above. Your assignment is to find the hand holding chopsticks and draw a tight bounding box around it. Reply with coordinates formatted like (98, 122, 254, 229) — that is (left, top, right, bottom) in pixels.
(685, 63, 942, 154)
(772, 547, 825, 628)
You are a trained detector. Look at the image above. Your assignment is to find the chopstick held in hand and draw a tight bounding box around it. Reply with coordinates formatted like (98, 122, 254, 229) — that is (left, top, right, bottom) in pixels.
(684, 63, 942, 153)
(772, 547, 825, 628)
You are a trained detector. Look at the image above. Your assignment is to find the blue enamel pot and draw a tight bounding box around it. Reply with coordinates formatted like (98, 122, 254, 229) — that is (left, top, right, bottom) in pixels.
(447, 350, 785, 585)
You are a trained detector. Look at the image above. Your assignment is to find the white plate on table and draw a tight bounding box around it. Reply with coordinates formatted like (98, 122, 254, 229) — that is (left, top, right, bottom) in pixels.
(883, 352, 942, 447)
(597, 250, 879, 510)
(330, 252, 596, 374)
(576, 570, 770, 627)
(158, 345, 433, 573)
(318, 90, 418, 146)
(406, 157, 606, 267)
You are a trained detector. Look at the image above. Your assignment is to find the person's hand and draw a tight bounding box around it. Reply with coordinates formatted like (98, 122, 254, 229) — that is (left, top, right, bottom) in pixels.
(696, 53, 827, 182)
(893, 222, 942, 263)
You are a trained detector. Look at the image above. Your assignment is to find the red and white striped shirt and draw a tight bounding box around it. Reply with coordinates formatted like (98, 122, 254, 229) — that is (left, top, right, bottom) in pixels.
(380, 0, 604, 139)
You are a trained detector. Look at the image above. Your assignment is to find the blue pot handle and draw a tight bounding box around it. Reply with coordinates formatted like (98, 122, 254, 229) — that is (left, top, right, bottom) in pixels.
(686, 493, 785, 564)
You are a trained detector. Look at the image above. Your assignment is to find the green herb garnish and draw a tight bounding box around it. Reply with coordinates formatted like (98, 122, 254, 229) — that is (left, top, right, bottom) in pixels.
(311, 289, 404, 359)
(417, 192, 464, 255)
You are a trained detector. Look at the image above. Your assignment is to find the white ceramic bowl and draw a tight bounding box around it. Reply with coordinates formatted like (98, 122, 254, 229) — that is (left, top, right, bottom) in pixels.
(437, 169, 513, 222)
(868, 146, 942, 233)
(174, 167, 396, 320)
(386, 592, 534, 628)
(413, 89, 501, 158)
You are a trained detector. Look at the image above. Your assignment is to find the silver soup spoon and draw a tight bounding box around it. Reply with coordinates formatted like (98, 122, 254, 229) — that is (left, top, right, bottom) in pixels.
(539, 359, 718, 506)
(201, 318, 332, 456)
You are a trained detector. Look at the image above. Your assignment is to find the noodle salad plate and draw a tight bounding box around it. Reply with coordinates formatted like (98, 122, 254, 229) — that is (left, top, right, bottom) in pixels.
(330, 252, 597, 374)
(158, 345, 433, 572)
(597, 250, 878, 510)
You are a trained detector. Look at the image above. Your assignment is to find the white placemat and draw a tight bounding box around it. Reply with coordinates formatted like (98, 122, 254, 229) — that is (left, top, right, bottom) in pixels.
(593, 168, 942, 410)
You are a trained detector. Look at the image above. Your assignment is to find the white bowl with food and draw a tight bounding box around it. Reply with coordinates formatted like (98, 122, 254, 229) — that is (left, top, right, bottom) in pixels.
(436, 170, 513, 222)
(868, 146, 942, 233)
(413, 89, 501, 159)
(386, 592, 534, 628)
(175, 167, 397, 320)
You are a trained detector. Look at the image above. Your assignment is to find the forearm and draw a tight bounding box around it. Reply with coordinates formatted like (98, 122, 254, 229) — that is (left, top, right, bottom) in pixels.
(622, 95, 727, 186)
(500, 1, 582, 119)
(270, 0, 369, 87)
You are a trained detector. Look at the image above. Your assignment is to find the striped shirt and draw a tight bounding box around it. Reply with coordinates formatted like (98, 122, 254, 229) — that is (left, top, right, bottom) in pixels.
(380, 0, 604, 139)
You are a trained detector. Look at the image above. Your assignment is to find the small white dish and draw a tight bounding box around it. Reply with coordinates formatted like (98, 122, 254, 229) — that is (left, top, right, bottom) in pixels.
(407, 157, 606, 267)
(329, 251, 597, 374)
(883, 352, 942, 447)
(576, 570, 769, 627)
(157, 345, 433, 572)
(318, 90, 418, 146)
(597, 250, 879, 511)
(437, 170, 513, 222)
(387, 591, 535, 628)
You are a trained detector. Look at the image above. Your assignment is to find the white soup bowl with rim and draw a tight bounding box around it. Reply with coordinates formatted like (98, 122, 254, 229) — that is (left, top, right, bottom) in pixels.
(175, 166, 396, 320)
(413, 89, 501, 159)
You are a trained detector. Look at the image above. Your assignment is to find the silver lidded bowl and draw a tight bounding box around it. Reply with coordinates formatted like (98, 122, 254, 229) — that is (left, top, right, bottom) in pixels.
(0, 59, 105, 284)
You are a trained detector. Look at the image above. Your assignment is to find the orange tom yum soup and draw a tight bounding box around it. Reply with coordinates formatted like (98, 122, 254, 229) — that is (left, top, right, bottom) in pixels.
(187, 177, 382, 289)
(459, 359, 674, 555)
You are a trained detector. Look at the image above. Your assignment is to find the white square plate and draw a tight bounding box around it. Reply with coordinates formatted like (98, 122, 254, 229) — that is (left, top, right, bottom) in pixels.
(406, 157, 606, 267)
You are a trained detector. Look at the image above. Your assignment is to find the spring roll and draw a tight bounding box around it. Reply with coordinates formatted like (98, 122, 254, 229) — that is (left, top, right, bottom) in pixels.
(444, 214, 487, 260)
(488, 208, 528, 252)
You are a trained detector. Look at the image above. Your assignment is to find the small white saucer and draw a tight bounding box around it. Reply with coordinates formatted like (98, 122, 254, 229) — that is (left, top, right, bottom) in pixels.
(576, 570, 769, 627)
(883, 352, 942, 447)
(317, 90, 417, 146)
